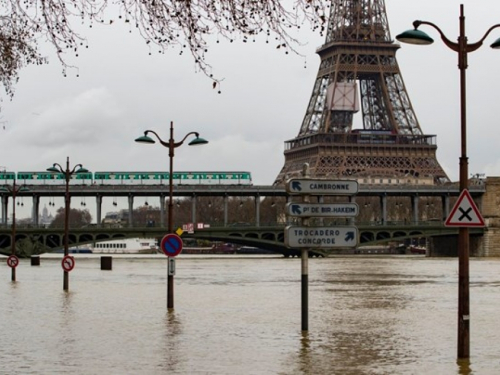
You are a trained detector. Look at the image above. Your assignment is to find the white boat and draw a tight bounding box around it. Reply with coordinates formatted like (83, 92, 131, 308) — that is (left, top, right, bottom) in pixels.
(91, 238, 159, 254)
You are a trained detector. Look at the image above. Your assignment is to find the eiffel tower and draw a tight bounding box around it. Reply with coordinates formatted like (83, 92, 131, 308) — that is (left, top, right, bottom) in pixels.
(274, 0, 449, 186)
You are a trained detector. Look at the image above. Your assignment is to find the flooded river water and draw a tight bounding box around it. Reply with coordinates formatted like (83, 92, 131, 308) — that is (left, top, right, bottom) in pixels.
(1, 254, 500, 374)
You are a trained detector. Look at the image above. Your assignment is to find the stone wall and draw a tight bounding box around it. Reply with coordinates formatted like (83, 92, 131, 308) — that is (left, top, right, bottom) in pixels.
(480, 177, 500, 256)
(429, 235, 484, 257)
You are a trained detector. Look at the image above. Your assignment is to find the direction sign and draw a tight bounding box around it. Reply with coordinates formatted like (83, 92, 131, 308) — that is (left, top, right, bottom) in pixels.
(286, 179, 358, 195)
(161, 233, 183, 257)
(285, 226, 358, 248)
(286, 202, 359, 218)
(61, 255, 75, 272)
(445, 189, 485, 227)
(7, 255, 19, 268)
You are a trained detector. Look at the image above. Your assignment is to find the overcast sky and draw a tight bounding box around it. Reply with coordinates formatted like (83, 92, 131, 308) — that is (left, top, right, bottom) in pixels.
(2, 0, 500, 219)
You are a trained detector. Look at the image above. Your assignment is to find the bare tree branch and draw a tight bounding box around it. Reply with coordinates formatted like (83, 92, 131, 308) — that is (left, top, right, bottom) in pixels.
(0, 0, 329, 107)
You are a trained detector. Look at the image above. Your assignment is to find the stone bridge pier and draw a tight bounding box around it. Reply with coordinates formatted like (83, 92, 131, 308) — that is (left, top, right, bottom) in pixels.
(429, 177, 500, 257)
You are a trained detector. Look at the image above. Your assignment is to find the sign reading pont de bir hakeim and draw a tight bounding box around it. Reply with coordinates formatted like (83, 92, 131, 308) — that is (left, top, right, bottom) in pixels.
(284, 178, 359, 249)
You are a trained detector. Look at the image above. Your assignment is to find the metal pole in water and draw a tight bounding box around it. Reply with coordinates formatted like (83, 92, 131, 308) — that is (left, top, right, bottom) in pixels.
(301, 248, 309, 331)
(301, 163, 310, 331)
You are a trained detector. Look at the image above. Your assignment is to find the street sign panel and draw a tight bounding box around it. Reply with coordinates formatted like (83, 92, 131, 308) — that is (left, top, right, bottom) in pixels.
(286, 179, 358, 195)
(161, 233, 183, 257)
(286, 202, 359, 218)
(285, 226, 358, 248)
(445, 189, 485, 227)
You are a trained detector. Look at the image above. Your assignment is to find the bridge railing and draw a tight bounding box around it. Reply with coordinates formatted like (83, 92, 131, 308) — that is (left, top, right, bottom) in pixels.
(0, 219, 447, 232)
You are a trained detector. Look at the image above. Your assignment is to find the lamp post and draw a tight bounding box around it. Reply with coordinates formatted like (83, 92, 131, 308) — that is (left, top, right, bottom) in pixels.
(135, 121, 208, 309)
(1, 181, 28, 281)
(47, 157, 89, 291)
(396, 5, 500, 359)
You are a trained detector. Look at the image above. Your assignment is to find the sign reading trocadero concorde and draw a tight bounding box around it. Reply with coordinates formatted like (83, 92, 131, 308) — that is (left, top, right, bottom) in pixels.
(285, 226, 359, 249)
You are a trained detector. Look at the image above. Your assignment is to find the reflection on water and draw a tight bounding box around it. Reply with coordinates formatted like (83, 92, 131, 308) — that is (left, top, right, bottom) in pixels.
(457, 359, 472, 375)
(159, 311, 184, 372)
(1, 255, 499, 374)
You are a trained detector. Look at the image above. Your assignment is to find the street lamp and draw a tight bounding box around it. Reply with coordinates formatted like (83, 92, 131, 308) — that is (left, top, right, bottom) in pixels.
(396, 4, 500, 359)
(135, 121, 208, 309)
(1, 181, 29, 281)
(47, 157, 89, 291)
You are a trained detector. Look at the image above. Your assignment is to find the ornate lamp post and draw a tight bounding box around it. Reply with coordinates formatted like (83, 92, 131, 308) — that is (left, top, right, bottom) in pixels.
(1, 181, 28, 281)
(47, 157, 89, 291)
(396, 4, 500, 359)
(135, 121, 208, 309)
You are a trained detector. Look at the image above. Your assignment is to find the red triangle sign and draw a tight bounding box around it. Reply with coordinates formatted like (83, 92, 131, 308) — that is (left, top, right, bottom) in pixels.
(444, 189, 485, 227)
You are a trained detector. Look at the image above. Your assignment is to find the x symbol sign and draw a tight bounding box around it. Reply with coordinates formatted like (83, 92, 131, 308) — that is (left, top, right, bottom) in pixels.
(458, 207, 472, 222)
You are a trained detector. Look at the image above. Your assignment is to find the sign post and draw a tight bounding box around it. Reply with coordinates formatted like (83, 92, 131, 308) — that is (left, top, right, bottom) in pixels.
(285, 168, 359, 332)
(160, 233, 183, 309)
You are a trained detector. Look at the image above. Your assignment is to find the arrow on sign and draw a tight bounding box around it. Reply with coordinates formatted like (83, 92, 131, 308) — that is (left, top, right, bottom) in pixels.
(64, 258, 72, 269)
(345, 231, 356, 242)
(291, 204, 302, 215)
(291, 180, 302, 192)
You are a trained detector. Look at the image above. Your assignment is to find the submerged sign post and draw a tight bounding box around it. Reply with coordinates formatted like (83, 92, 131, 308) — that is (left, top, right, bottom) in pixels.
(160, 233, 183, 306)
(285, 178, 360, 250)
(285, 175, 359, 333)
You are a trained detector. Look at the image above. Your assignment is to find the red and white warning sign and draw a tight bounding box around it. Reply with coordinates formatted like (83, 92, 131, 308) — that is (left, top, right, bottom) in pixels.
(7, 255, 19, 268)
(61, 255, 76, 272)
(183, 223, 194, 233)
(445, 189, 485, 227)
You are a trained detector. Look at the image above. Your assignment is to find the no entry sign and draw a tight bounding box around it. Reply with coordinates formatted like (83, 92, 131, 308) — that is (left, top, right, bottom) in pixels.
(160, 234, 183, 257)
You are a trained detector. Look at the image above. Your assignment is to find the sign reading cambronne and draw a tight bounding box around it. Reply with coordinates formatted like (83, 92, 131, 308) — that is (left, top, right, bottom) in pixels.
(286, 179, 358, 195)
(285, 226, 358, 249)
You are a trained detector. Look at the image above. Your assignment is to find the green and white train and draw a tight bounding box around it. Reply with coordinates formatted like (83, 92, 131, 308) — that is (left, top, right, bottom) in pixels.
(1, 171, 253, 186)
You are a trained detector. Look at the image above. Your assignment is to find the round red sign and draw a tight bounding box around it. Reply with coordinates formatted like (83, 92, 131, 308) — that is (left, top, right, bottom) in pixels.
(61, 255, 76, 272)
(160, 234, 183, 257)
(7, 255, 19, 268)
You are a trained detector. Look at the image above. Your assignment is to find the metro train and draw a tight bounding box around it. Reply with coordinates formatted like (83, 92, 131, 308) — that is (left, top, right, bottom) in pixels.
(0, 171, 253, 186)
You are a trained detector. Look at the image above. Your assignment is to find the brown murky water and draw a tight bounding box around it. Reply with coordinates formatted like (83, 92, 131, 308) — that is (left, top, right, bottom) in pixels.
(1, 254, 499, 374)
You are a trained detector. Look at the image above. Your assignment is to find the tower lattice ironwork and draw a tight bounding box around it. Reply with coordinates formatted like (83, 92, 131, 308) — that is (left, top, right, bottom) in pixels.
(274, 0, 449, 185)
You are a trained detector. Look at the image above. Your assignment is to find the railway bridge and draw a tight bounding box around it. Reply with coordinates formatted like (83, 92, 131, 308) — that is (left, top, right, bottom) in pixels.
(0, 221, 486, 258)
(2, 176, 500, 256)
